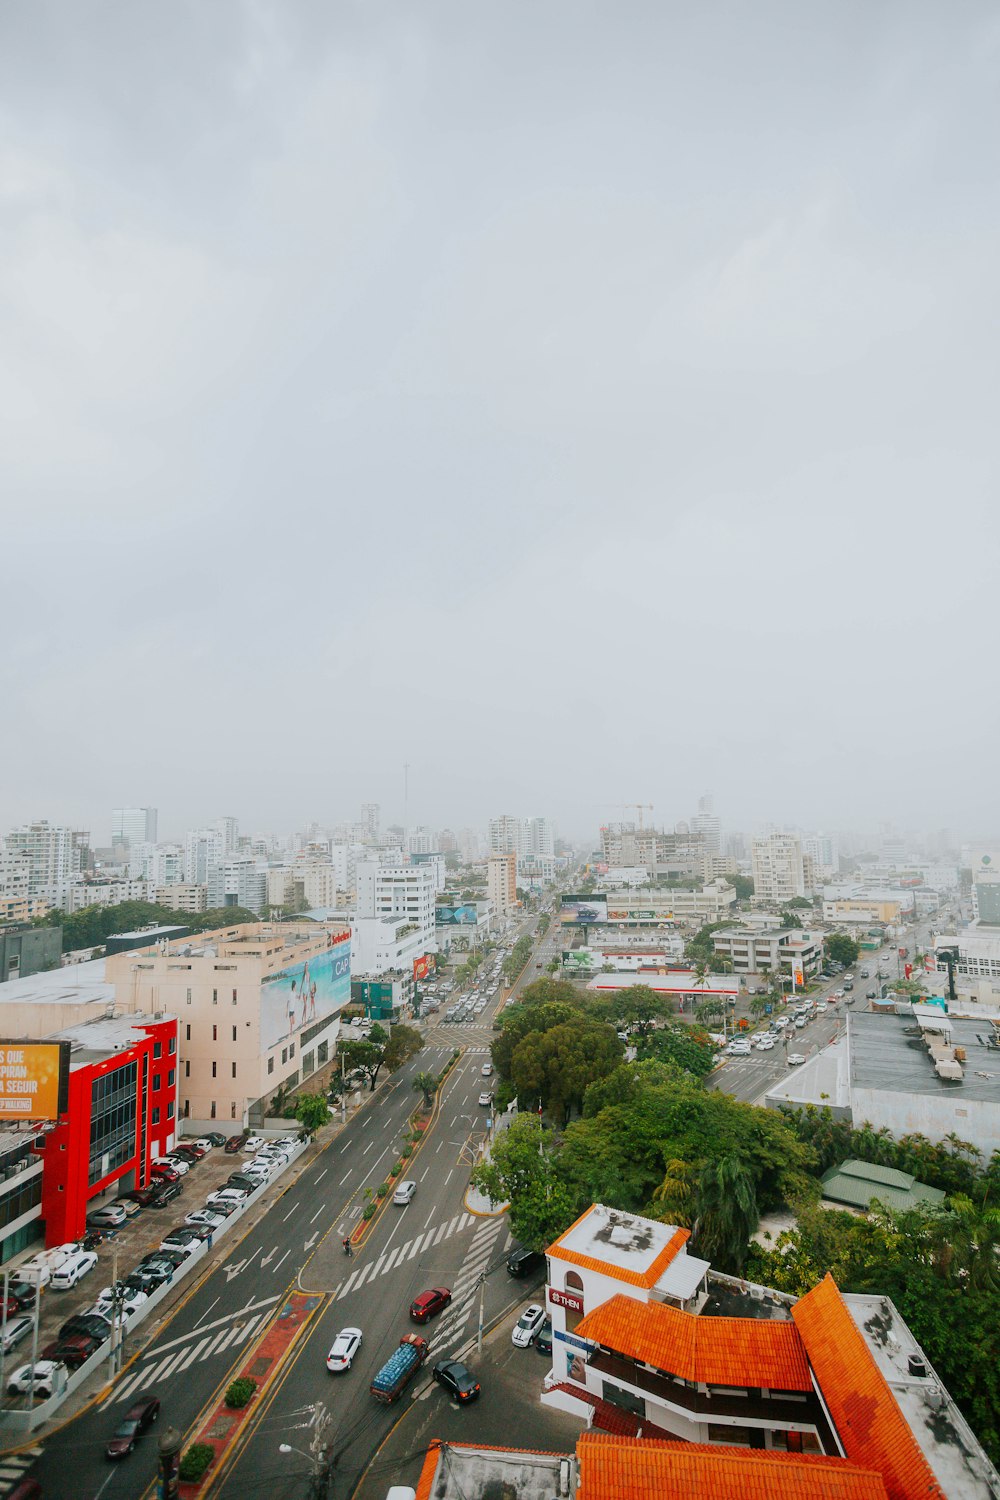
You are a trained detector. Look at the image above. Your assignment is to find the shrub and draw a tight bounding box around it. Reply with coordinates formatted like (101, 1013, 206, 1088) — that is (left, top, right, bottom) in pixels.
(393, 1157, 406, 1175)
(179, 1444, 215, 1481)
(362, 1202, 377, 1220)
(225, 1377, 257, 1409)
(375, 1181, 389, 1198)
(401, 1143, 413, 1158)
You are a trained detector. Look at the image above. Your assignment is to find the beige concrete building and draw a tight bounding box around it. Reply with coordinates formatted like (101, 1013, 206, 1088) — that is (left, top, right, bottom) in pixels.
(487, 854, 518, 915)
(823, 898, 902, 926)
(156, 883, 208, 913)
(105, 921, 351, 1130)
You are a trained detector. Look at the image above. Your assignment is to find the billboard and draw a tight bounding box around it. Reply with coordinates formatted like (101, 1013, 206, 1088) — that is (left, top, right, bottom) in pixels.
(436, 904, 478, 925)
(562, 950, 597, 973)
(560, 894, 608, 926)
(0, 1040, 70, 1121)
(261, 933, 351, 1052)
(413, 955, 430, 981)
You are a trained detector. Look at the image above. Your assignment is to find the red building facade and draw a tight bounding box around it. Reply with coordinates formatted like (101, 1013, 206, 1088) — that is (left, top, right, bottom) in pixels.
(38, 1014, 177, 1246)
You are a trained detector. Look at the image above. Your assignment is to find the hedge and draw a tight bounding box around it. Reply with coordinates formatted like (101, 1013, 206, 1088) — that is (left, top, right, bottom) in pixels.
(179, 1444, 215, 1481)
(225, 1376, 257, 1409)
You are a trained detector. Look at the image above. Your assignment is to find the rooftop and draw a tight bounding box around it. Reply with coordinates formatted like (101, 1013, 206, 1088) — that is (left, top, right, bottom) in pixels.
(0, 958, 114, 1008)
(850, 1009, 1000, 1104)
(821, 1160, 946, 1213)
(414, 1440, 571, 1500)
(548, 1204, 689, 1288)
(586, 972, 739, 996)
(766, 1036, 852, 1111)
(52, 1011, 168, 1067)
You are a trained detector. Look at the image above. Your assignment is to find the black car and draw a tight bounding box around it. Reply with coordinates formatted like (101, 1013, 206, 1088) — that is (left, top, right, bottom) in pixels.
(149, 1181, 183, 1207)
(125, 1268, 169, 1294)
(6, 1282, 37, 1313)
(106, 1393, 160, 1458)
(534, 1316, 553, 1354)
(140, 1248, 186, 1271)
(203, 1132, 228, 1148)
(227, 1174, 261, 1194)
(506, 1245, 544, 1278)
(224, 1133, 249, 1154)
(59, 1313, 111, 1342)
(432, 1359, 480, 1403)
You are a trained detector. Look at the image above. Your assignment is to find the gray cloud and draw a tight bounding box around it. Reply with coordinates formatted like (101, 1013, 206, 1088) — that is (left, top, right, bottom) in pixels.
(1, 2, 998, 841)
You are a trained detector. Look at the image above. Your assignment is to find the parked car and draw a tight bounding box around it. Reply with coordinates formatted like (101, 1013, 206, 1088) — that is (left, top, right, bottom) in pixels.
(242, 1137, 267, 1153)
(162, 1155, 191, 1174)
(393, 1180, 416, 1206)
(87, 1202, 128, 1229)
(185, 1209, 227, 1230)
(534, 1316, 553, 1354)
(409, 1288, 452, 1324)
(58, 1312, 111, 1342)
(506, 1245, 544, 1278)
(325, 1326, 363, 1373)
(95, 1285, 148, 1320)
(207, 1188, 250, 1210)
(7, 1360, 65, 1398)
(51, 1250, 99, 1291)
(159, 1230, 207, 1256)
(203, 1132, 228, 1148)
(14, 1261, 51, 1289)
(3, 1283, 37, 1316)
(0, 1316, 34, 1355)
(124, 1268, 170, 1295)
(117, 1197, 142, 1218)
(105, 1393, 160, 1458)
(190, 1137, 215, 1153)
(172, 1143, 206, 1161)
(141, 1248, 187, 1271)
(150, 1162, 181, 1184)
(42, 1333, 103, 1367)
(726, 1039, 752, 1057)
(225, 1133, 248, 1154)
(511, 1304, 546, 1348)
(432, 1358, 480, 1403)
(149, 1180, 183, 1207)
(226, 1174, 262, 1194)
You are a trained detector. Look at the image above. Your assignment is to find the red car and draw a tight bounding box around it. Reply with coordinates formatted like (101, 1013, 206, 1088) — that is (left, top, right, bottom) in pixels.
(409, 1287, 452, 1324)
(150, 1163, 180, 1183)
(173, 1142, 207, 1160)
(42, 1332, 102, 1367)
(106, 1393, 160, 1458)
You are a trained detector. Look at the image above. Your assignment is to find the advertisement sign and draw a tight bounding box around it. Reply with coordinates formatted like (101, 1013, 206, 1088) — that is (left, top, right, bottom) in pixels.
(562, 951, 596, 973)
(435, 904, 478, 925)
(261, 933, 351, 1051)
(0, 1040, 70, 1121)
(560, 894, 608, 926)
(413, 955, 429, 981)
(549, 1287, 584, 1313)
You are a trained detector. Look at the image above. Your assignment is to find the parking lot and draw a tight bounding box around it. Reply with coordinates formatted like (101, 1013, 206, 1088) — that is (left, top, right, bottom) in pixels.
(1, 1132, 304, 1413)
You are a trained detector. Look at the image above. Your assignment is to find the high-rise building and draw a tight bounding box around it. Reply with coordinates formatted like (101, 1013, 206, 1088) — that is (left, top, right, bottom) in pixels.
(407, 827, 435, 856)
(112, 807, 158, 848)
(361, 803, 380, 842)
(207, 855, 267, 915)
(803, 834, 839, 882)
(214, 817, 240, 855)
(751, 833, 810, 903)
(184, 828, 224, 887)
(488, 853, 518, 915)
(489, 816, 524, 857)
(3, 821, 89, 902)
(690, 794, 721, 855)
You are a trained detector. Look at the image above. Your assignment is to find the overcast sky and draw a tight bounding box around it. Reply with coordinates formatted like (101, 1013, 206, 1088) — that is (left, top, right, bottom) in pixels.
(2, 2, 998, 845)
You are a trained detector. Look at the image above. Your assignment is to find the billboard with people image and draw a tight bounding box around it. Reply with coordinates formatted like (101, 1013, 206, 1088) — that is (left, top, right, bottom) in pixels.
(261, 931, 351, 1051)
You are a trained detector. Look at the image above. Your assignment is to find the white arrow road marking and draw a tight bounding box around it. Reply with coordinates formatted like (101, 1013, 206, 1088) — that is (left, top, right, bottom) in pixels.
(304, 1232, 318, 1251)
(225, 1246, 262, 1282)
(261, 1246, 277, 1267)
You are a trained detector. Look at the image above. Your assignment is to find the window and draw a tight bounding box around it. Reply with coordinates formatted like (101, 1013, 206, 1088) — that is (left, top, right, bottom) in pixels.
(212, 989, 218, 1005)
(152, 1073, 161, 1092)
(169, 1036, 176, 1054)
(186, 988, 192, 1005)
(289, 1043, 295, 1058)
(212, 1025, 218, 1042)
(281, 1048, 287, 1065)
(231, 1102, 237, 1118)
(210, 1101, 216, 1118)
(231, 1062, 237, 1079)
(153, 1040, 162, 1060)
(88, 1062, 138, 1187)
(151, 1107, 160, 1126)
(167, 1100, 174, 1119)
(232, 1026, 237, 1042)
(232, 988, 238, 1004)
(167, 1069, 175, 1087)
(184, 1061, 190, 1078)
(185, 1023, 191, 1042)
(268, 1057, 274, 1075)
(183, 1099, 190, 1118)
(212, 1062, 217, 1078)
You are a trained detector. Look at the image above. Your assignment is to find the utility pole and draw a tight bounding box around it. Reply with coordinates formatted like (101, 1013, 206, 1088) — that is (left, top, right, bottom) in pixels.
(309, 1402, 334, 1499)
(340, 1049, 347, 1125)
(476, 1271, 486, 1354)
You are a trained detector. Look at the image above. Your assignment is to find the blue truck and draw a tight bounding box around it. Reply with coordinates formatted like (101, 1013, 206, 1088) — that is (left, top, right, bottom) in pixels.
(370, 1333, 429, 1404)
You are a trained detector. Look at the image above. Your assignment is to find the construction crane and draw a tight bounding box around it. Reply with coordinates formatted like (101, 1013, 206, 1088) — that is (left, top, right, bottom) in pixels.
(608, 803, 654, 831)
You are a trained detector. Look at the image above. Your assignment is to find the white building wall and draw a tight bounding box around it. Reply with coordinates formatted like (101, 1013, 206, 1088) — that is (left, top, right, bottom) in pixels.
(850, 1086, 999, 1159)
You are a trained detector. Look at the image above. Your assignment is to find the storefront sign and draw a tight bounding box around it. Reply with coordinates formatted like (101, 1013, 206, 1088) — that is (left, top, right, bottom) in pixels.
(548, 1286, 584, 1313)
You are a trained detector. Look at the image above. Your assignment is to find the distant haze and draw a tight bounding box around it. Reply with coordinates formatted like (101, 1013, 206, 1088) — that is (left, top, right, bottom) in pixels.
(2, 3, 998, 840)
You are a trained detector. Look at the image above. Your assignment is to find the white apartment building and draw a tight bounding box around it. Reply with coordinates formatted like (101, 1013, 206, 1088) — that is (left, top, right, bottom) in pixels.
(214, 816, 240, 855)
(489, 815, 524, 857)
(689, 811, 721, 855)
(406, 827, 435, 856)
(0, 851, 30, 905)
(184, 828, 224, 886)
(487, 854, 518, 916)
(3, 821, 88, 903)
(62, 878, 156, 913)
(803, 834, 839, 881)
(208, 856, 267, 915)
(350, 861, 437, 976)
(711, 926, 824, 980)
(112, 807, 158, 849)
(751, 833, 811, 902)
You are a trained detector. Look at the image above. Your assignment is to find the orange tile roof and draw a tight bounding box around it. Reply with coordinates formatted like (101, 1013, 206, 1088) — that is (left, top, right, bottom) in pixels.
(578, 1431, 890, 1500)
(547, 1208, 690, 1289)
(791, 1275, 944, 1500)
(414, 1439, 443, 1500)
(575, 1292, 813, 1391)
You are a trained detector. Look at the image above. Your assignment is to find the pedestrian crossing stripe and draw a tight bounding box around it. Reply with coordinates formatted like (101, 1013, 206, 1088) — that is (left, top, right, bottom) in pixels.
(0, 1449, 43, 1498)
(334, 1211, 476, 1299)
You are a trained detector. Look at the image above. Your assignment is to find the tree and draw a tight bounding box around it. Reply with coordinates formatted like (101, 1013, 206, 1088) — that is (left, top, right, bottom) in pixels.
(471, 1117, 579, 1249)
(685, 923, 730, 966)
(600, 984, 672, 1037)
(651, 1158, 697, 1226)
(695, 999, 724, 1027)
(510, 1022, 624, 1123)
(730, 874, 754, 901)
(638, 1024, 717, 1079)
(749, 994, 769, 1022)
(383, 1024, 423, 1073)
(338, 1027, 390, 1092)
(294, 1093, 330, 1133)
(412, 1071, 439, 1108)
(693, 1154, 759, 1273)
(502, 936, 533, 983)
(825, 933, 859, 966)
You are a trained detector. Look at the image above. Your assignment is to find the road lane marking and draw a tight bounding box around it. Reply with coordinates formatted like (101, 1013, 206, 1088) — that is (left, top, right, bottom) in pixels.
(282, 1203, 299, 1221)
(135, 1296, 279, 1358)
(310, 1206, 324, 1223)
(175, 1334, 213, 1372)
(424, 1208, 435, 1227)
(340, 1170, 353, 1183)
(192, 1295, 220, 1328)
(363, 1139, 375, 1154)
(314, 1168, 327, 1183)
(339, 1269, 360, 1296)
(444, 1169, 453, 1186)
(272, 1249, 291, 1274)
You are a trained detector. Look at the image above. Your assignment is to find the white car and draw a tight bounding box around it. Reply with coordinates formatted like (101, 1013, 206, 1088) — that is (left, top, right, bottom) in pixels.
(51, 1249, 98, 1290)
(726, 1039, 752, 1057)
(242, 1137, 267, 1153)
(7, 1360, 65, 1398)
(185, 1209, 227, 1230)
(0, 1316, 34, 1355)
(206, 1189, 249, 1209)
(393, 1180, 416, 1206)
(755, 1036, 775, 1051)
(478, 1091, 493, 1106)
(95, 1286, 148, 1320)
(787, 1053, 807, 1066)
(834, 989, 845, 999)
(191, 1138, 215, 1153)
(87, 1202, 129, 1229)
(159, 1155, 190, 1175)
(795, 1015, 808, 1029)
(326, 1326, 363, 1372)
(511, 1303, 547, 1348)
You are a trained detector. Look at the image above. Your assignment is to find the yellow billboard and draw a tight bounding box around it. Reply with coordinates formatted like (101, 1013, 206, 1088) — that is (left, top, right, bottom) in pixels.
(0, 1041, 70, 1121)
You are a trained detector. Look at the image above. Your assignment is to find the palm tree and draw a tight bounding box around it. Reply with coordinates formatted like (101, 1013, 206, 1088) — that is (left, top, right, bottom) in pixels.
(412, 1072, 439, 1109)
(652, 1158, 696, 1227)
(692, 1154, 758, 1274)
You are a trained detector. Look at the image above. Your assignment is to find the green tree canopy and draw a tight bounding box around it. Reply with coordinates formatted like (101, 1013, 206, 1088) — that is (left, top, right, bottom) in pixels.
(471, 1116, 578, 1250)
(383, 1024, 423, 1072)
(685, 922, 730, 965)
(729, 874, 754, 901)
(825, 932, 859, 965)
(509, 1021, 624, 1123)
(293, 1093, 330, 1133)
(637, 1023, 717, 1079)
(591, 984, 672, 1036)
(412, 1071, 439, 1107)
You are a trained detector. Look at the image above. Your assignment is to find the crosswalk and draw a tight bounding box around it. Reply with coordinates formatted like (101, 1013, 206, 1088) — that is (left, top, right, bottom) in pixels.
(417, 1217, 508, 1360)
(0, 1447, 43, 1497)
(102, 1294, 281, 1409)
(333, 1211, 476, 1299)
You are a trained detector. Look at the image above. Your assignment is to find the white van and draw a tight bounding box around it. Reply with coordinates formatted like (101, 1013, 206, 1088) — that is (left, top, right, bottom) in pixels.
(51, 1250, 98, 1291)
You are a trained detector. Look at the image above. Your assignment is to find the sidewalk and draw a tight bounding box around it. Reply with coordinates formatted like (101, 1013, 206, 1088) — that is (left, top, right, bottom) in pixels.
(463, 1105, 515, 1216)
